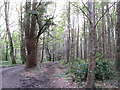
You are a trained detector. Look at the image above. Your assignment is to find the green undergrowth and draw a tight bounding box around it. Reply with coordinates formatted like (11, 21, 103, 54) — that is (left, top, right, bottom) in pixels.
(61, 58, 116, 83)
(34, 68, 42, 71)
(38, 59, 51, 64)
(49, 73, 67, 77)
(0, 59, 23, 66)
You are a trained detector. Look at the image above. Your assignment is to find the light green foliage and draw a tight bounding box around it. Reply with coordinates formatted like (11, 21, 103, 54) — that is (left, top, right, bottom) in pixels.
(0, 29, 22, 64)
(12, 31, 20, 49)
(0, 60, 12, 66)
(0, 60, 22, 66)
(16, 59, 22, 64)
(12, 31, 21, 60)
(0, 29, 8, 60)
(54, 21, 65, 39)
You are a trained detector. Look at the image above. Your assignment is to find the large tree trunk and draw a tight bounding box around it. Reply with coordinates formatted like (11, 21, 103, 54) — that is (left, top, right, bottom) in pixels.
(86, 1, 96, 88)
(25, 38, 37, 68)
(25, 1, 38, 69)
(116, 1, 120, 88)
(4, 2, 16, 64)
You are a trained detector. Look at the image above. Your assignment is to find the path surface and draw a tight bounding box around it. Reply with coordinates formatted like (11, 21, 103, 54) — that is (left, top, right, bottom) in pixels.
(2, 62, 77, 88)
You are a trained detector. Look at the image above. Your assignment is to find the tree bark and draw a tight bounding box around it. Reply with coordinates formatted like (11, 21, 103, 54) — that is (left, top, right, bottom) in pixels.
(86, 1, 96, 88)
(80, 38, 83, 60)
(46, 32, 52, 61)
(83, 15, 87, 60)
(66, 2, 71, 62)
(106, 4, 112, 60)
(102, 3, 106, 58)
(116, 1, 120, 88)
(5, 35, 8, 61)
(41, 33, 45, 63)
(76, 13, 79, 58)
(25, 1, 38, 69)
(4, 2, 16, 64)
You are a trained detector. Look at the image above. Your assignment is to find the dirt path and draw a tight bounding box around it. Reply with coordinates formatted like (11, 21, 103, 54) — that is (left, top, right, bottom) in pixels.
(2, 62, 77, 88)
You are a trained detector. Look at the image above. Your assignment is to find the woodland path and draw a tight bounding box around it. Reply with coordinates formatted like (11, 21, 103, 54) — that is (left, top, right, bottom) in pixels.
(2, 62, 77, 88)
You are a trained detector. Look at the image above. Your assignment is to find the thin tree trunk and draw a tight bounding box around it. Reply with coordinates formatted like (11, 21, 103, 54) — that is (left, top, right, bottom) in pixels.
(102, 3, 106, 58)
(106, 4, 112, 60)
(20, 4, 26, 64)
(80, 38, 83, 60)
(15, 49, 17, 59)
(71, 28, 74, 60)
(71, 16, 75, 60)
(5, 35, 8, 61)
(86, 1, 96, 88)
(66, 2, 71, 62)
(83, 15, 87, 60)
(76, 14, 79, 58)
(41, 33, 45, 63)
(46, 45, 52, 61)
(96, 15, 102, 54)
(111, 4, 116, 59)
(52, 45, 55, 61)
(45, 32, 52, 61)
(4, 2, 16, 64)
(5, 43, 8, 61)
(116, 1, 120, 88)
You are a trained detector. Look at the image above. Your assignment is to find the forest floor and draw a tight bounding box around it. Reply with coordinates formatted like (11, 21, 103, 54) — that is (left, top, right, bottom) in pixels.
(2, 61, 77, 88)
(2, 61, 118, 88)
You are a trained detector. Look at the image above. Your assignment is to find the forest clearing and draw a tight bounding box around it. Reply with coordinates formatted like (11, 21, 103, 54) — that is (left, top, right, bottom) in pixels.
(0, 0, 120, 89)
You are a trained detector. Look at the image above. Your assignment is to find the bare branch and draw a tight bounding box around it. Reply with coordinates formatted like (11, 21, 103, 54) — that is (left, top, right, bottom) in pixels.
(94, 2, 116, 28)
(36, 0, 42, 10)
(70, 2, 92, 24)
(47, 31, 60, 40)
(81, 0, 90, 13)
(36, 16, 53, 39)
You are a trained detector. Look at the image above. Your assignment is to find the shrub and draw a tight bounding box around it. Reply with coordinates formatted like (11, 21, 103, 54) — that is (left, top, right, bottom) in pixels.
(95, 59, 115, 80)
(65, 58, 115, 82)
(68, 58, 88, 82)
